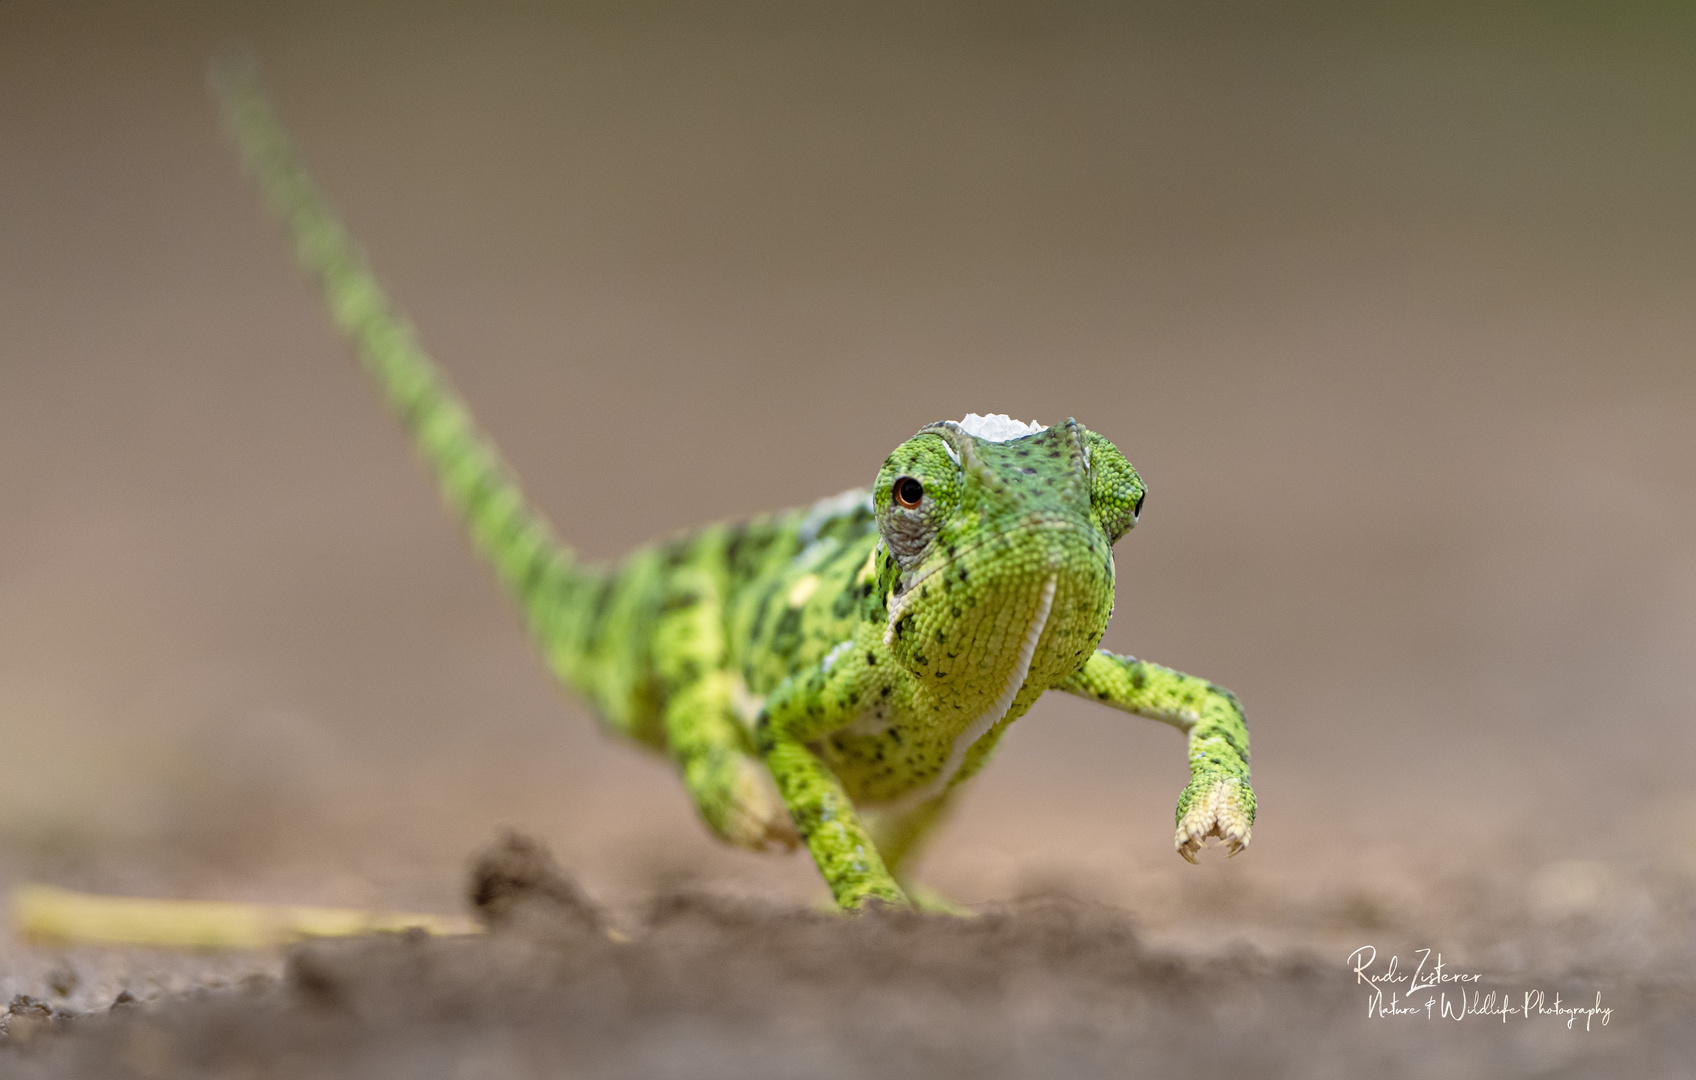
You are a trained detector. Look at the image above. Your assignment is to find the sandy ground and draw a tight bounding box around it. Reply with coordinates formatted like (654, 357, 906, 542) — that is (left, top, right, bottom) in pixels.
(2, 2, 1695, 1074)
(3, 833, 1693, 1079)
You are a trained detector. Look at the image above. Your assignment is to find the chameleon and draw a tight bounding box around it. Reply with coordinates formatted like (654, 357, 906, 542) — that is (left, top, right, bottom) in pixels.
(210, 59, 1255, 910)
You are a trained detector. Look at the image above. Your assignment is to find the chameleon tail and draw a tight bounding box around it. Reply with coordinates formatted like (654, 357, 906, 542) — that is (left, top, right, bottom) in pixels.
(209, 54, 604, 694)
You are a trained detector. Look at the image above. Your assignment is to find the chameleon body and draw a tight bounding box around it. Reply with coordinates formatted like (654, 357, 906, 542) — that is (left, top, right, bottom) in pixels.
(213, 62, 1255, 910)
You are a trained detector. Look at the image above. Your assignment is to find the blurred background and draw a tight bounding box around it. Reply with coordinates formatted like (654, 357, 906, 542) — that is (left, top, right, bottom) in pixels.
(2, 0, 1694, 961)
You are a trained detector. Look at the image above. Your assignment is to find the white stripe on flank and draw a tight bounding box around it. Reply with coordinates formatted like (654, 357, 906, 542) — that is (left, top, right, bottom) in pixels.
(882, 574, 1058, 811)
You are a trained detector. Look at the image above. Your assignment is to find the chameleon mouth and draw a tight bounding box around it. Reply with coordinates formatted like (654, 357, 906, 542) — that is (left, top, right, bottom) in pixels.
(876, 572, 1059, 811)
(882, 515, 1084, 647)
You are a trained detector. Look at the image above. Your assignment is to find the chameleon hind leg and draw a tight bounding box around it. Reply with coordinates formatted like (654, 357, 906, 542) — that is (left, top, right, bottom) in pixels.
(654, 559, 798, 851)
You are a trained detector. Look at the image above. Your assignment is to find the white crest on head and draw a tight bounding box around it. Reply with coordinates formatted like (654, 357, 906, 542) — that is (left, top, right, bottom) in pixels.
(958, 413, 1047, 442)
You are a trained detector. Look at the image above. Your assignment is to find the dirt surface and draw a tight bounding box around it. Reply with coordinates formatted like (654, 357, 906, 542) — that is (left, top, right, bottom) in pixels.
(4, 1, 1696, 1075)
(0, 833, 1687, 1079)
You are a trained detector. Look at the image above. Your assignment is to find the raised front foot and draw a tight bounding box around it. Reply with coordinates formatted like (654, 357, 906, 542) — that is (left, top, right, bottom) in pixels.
(1175, 776, 1255, 862)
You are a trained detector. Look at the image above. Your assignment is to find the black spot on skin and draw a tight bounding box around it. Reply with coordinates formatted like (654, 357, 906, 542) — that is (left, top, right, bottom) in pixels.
(660, 590, 701, 613)
(770, 606, 805, 661)
(1016, 449, 1030, 458)
(517, 545, 549, 597)
(1215, 728, 1247, 759)
(832, 588, 857, 619)
(913, 653, 928, 666)
(1020, 467, 1036, 475)
(1205, 682, 1241, 711)
(866, 652, 877, 666)
(1130, 666, 1147, 690)
(950, 606, 961, 618)
(946, 544, 957, 557)
(580, 576, 619, 649)
(662, 540, 694, 569)
(1098, 691, 1110, 700)
(750, 579, 786, 642)
(880, 686, 891, 698)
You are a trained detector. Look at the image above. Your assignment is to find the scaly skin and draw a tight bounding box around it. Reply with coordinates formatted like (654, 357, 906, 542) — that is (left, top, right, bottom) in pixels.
(211, 59, 1256, 910)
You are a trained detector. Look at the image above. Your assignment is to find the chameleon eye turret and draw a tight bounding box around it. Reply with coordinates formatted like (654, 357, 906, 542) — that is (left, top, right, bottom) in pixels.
(216, 65, 1256, 910)
(1082, 429, 1146, 544)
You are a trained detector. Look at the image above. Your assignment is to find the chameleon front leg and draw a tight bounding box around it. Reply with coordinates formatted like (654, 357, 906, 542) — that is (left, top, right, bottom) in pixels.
(1061, 650, 1255, 861)
(654, 559, 797, 851)
(753, 648, 908, 909)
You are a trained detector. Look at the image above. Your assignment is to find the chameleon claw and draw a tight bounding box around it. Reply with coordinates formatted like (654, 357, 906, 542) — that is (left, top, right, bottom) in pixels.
(1174, 777, 1253, 863)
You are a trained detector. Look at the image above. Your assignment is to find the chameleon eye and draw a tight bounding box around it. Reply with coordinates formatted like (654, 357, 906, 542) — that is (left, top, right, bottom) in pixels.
(894, 477, 925, 509)
(1133, 491, 1145, 517)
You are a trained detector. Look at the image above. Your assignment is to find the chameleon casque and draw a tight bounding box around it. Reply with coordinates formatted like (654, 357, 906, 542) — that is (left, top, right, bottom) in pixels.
(213, 62, 1255, 910)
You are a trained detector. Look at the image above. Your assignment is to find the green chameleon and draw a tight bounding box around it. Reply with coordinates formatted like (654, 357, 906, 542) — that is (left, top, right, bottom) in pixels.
(211, 60, 1255, 910)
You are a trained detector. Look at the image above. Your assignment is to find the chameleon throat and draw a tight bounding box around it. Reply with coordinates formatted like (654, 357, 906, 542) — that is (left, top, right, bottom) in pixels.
(880, 573, 1058, 811)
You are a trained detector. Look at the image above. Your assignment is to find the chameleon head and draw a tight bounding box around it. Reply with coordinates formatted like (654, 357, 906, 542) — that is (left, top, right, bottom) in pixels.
(870, 414, 1145, 699)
